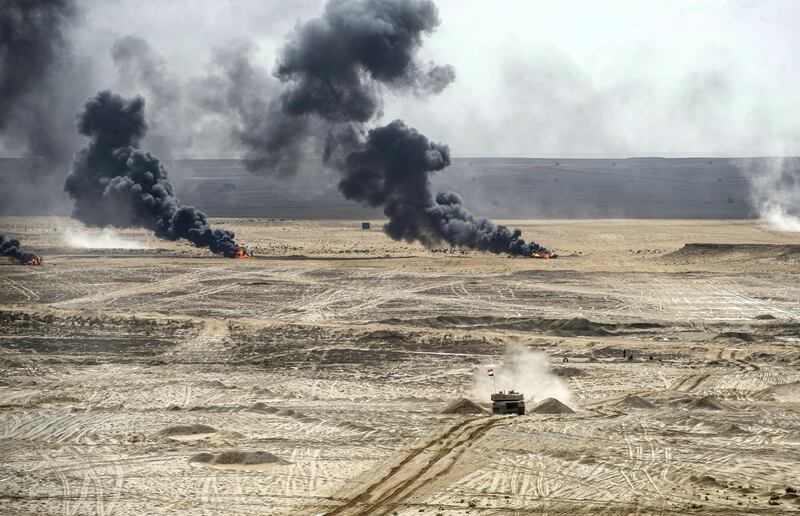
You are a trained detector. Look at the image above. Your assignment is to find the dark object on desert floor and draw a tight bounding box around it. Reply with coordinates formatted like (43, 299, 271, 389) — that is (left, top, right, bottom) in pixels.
(491, 391, 525, 415)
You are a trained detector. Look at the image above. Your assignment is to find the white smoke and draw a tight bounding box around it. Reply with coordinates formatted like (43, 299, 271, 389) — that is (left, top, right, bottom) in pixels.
(62, 228, 149, 249)
(743, 157, 800, 232)
(760, 204, 800, 232)
(473, 346, 573, 406)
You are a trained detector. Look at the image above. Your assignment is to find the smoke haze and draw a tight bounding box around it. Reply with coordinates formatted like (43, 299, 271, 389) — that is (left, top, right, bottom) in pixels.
(0, 0, 76, 156)
(229, 0, 551, 255)
(194, 39, 316, 176)
(0, 0, 90, 215)
(2, 0, 800, 223)
(3, 0, 800, 161)
(110, 35, 185, 158)
(62, 227, 150, 249)
(741, 158, 800, 232)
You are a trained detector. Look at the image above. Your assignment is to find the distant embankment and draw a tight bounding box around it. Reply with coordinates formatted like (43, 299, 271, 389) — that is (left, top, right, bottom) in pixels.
(664, 243, 800, 264)
(1, 156, 757, 218)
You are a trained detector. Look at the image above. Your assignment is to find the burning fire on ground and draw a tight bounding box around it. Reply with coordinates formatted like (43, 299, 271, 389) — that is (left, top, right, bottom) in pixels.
(531, 250, 557, 259)
(1, 234, 42, 266)
(232, 247, 253, 259)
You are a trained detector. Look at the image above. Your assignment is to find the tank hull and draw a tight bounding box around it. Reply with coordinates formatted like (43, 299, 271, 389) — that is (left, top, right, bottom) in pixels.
(491, 392, 525, 415)
(492, 400, 525, 415)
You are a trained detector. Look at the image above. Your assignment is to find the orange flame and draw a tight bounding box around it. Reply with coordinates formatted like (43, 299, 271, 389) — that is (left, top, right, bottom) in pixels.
(531, 251, 556, 260)
(24, 257, 42, 266)
(233, 247, 253, 259)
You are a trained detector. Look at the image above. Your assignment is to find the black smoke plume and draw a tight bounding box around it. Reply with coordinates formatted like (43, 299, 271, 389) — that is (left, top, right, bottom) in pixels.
(0, 0, 75, 136)
(0, 234, 41, 265)
(195, 39, 314, 176)
(226, 0, 454, 176)
(240, 0, 551, 256)
(111, 35, 195, 159)
(0, 0, 90, 216)
(112, 36, 180, 110)
(326, 121, 552, 255)
(275, 0, 455, 123)
(64, 91, 247, 257)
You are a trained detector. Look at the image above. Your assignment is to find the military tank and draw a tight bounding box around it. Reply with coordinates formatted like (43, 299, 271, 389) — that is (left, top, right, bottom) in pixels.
(491, 390, 525, 415)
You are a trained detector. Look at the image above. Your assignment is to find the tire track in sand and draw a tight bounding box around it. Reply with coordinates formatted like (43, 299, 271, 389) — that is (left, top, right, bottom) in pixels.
(666, 373, 711, 393)
(324, 417, 502, 515)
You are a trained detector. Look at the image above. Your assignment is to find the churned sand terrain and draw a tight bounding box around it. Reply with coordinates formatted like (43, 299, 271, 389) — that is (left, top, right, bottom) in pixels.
(1, 216, 799, 514)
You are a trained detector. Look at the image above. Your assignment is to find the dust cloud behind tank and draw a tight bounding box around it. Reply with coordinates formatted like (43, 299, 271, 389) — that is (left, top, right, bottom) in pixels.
(226, 0, 553, 258)
(64, 91, 251, 258)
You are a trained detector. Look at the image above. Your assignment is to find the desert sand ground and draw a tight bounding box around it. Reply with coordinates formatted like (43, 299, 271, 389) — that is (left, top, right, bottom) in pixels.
(1, 216, 799, 514)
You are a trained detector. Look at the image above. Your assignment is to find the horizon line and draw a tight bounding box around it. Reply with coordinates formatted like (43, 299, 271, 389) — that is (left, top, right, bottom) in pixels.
(2, 154, 799, 160)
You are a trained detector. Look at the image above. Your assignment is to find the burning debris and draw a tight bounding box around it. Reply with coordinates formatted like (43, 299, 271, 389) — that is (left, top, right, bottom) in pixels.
(531, 250, 557, 260)
(0, 234, 42, 265)
(233, 247, 254, 259)
(64, 91, 251, 258)
(233, 0, 554, 258)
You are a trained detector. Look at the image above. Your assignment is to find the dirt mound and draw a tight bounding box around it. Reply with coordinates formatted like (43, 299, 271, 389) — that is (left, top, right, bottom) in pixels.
(158, 424, 217, 436)
(441, 398, 487, 415)
(664, 243, 800, 263)
(531, 398, 574, 414)
(615, 395, 655, 409)
(357, 330, 405, 344)
(383, 315, 622, 336)
(246, 402, 279, 414)
(246, 403, 316, 422)
(189, 450, 289, 468)
(338, 421, 376, 433)
(554, 366, 586, 378)
(711, 422, 748, 434)
(196, 380, 236, 389)
(548, 317, 616, 337)
(395, 395, 437, 402)
(757, 322, 800, 341)
(754, 381, 800, 402)
(713, 331, 755, 342)
(687, 396, 729, 411)
(251, 386, 278, 395)
(690, 475, 729, 489)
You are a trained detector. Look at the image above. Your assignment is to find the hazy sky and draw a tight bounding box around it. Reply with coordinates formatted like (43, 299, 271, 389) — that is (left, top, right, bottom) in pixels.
(16, 0, 800, 157)
(411, 0, 800, 157)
